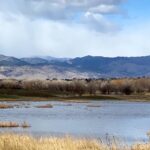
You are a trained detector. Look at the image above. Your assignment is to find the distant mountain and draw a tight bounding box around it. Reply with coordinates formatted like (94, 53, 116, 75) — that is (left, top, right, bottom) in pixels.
(0, 55, 28, 66)
(21, 57, 49, 65)
(21, 56, 70, 65)
(69, 55, 150, 77)
(41, 56, 70, 62)
(0, 54, 150, 79)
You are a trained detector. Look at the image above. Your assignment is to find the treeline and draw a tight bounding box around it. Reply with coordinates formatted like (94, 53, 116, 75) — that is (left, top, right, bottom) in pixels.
(0, 78, 150, 96)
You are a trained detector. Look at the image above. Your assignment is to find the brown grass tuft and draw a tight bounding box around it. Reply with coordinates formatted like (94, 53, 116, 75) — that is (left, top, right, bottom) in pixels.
(0, 104, 14, 109)
(0, 122, 19, 128)
(35, 104, 53, 108)
(0, 122, 30, 128)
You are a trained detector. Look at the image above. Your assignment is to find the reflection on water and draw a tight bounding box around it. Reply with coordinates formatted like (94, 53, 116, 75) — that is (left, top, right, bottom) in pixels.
(0, 100, 150, 142)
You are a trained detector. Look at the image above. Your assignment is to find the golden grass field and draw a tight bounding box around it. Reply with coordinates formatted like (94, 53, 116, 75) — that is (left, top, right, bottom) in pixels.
(0, 134, 149, 150)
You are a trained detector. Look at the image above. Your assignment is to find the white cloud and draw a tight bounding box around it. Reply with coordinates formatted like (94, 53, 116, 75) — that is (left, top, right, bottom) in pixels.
(0, 11, 149, 58)
(0, 0, 149, 58)
(0, 0, 125, 32)
(88, 4, 119, 14)
(84, 12, 118, 32)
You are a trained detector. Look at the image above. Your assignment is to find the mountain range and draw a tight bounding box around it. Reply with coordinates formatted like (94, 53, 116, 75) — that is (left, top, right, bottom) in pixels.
(0, 54, 150, 79)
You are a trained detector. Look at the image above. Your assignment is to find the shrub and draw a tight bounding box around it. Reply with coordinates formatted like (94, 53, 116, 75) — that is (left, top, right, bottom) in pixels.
(121, 83, 134, 95)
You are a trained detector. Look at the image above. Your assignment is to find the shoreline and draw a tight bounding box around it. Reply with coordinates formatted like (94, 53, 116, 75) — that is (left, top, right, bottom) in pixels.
(0, 94, 150, 102)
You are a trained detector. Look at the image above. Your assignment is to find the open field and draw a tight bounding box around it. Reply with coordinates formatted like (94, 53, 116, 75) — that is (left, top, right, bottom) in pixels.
(0, 134, 149, 150)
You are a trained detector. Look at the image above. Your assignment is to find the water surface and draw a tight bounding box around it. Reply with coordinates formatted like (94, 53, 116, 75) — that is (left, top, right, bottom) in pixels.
(0, 100, 150, 143)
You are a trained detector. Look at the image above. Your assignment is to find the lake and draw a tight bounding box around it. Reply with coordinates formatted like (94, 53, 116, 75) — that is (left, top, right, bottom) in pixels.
(0, 100, 150, 143)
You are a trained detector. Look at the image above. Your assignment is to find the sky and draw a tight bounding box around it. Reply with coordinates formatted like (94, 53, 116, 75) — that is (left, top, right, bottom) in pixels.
(0, 0, 150, 58)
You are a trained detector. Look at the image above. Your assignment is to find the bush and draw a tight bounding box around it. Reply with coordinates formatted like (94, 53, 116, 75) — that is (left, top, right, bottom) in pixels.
(121, 83, 134, 95)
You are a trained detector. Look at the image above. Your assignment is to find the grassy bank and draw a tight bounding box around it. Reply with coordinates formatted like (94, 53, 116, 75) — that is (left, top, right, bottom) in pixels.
(0, 90, 150, 102)
(0, 134, 149, 150)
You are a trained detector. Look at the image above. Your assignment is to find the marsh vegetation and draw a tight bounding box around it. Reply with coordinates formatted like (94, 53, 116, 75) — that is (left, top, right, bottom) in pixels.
(0, 121, 30, 128)
(0, 104, 14, 109)
(35, 103, 53, 108)
(0, 133, 150, 150)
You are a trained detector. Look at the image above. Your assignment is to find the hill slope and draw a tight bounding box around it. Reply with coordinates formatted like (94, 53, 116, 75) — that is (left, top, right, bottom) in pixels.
(0, 54, 150, 79)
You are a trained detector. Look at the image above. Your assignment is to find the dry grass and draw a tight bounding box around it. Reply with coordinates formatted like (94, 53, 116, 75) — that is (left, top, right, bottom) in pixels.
(0, 134, 125, 150)
(0, 122, 19, 128)
(0, 134, 150, 150)
(132, 143, 150, 150)
(0, 104, 14, 109)
(0, 122, 30, 128)
(35, 104, 53, 108)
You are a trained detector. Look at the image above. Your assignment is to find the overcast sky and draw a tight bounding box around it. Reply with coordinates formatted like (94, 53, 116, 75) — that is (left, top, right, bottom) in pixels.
(0, 0, 149, 58)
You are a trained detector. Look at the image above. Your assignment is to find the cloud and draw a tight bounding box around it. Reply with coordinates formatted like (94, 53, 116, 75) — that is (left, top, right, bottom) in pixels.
(88, 4, 120, 14)
(0, 10, 150, 58)
(0, 0, 149, 58)
(84, 12, 119, 32)
(0, 0, 125, 32)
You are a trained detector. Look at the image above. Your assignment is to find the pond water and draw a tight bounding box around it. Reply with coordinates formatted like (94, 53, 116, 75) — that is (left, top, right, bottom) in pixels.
(0, 100, 150, 143)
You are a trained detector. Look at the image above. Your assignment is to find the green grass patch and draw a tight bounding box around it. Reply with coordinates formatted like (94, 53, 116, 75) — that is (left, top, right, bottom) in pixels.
(0, 89, 55, 98)
(0, 94, 20, 99)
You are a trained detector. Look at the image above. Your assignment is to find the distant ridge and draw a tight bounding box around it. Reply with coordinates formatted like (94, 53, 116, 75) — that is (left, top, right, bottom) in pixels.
(0, 54, 150, 79)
